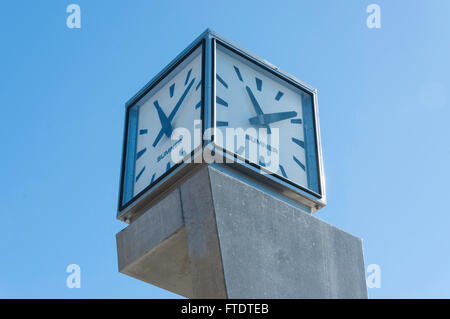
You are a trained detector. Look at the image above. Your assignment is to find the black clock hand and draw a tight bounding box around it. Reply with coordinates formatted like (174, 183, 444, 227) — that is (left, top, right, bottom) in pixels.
(245, 86, 264, 115)
(153, 100, 173, 138)
(168, 78, 195, 122)
(153, 78, 196, 147)
(245, 86, 271, 133)
(248, 111, 297, 126)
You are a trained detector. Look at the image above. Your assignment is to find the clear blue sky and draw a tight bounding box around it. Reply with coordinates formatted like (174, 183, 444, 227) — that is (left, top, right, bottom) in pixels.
(0, 0, 449, 298)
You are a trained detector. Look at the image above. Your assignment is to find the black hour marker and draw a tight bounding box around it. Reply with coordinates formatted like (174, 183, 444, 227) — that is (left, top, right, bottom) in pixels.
(150, 173, 155, 184)
(139, 129, 148, 135)
(195, 80, 202, 91)
(234, 66, 243, 82)
(166, 162, 171, 171)
(275, 91, 284, 101)
(136, 148, 146, 159)
(279, 165, 287, 178)
(292, 138, 305, 149)
(291, 119, 302, 124)
(216, 121, 229, 127)
(293, 156, 306, 171)
(184, 69, 192, 86)
(169, 83, 175, 98)
(216, 74, 228, 88)
(136, 166, 145, 182)
(195, 101, 201, 109)
(216, 96, 228, 107)
(255, 77, 262, 91)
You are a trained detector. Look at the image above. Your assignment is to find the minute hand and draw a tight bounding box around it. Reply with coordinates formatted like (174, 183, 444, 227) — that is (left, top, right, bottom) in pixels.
(168, 78, 195, 122)
(248, 111, 298, 126)
(153, 78, 196, 147)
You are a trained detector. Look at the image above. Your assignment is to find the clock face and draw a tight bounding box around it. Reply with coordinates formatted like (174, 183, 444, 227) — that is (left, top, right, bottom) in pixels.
(121, 45, 203, 206)
(214, 43, 320, 194)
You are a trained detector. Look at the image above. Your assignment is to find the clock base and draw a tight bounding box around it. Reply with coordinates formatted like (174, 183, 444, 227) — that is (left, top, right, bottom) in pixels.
(116, 164, 367, 298)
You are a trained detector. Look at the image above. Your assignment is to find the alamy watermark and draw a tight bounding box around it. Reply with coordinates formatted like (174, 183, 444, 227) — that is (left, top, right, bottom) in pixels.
(168, 120, 280, 175)
(66, 264, 81, 288)
(366, 4, 381, 29)
(66, 4, 81, 29)
(366, 264, 381, 288)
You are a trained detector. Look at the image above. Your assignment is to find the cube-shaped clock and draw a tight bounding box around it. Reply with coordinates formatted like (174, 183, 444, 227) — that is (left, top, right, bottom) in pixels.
(118, 30, 326, 221)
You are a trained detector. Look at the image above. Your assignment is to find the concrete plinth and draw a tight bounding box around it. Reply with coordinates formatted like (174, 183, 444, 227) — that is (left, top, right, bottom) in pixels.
(116, 165, 368, 298)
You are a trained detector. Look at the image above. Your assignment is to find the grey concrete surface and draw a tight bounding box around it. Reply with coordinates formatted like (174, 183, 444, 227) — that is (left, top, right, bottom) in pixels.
(116, 164, 368, 299)
(180, 167, 227, 298)
(208, 166, 367, 298)
(116, 188, 192, 297)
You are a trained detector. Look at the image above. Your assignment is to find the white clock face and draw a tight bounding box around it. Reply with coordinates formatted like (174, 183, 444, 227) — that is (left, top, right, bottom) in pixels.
(124, 46, 203, 201)
(214, 43, 319, 194)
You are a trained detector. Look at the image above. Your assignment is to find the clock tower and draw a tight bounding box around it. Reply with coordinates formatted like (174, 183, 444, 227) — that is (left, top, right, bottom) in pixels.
(116, 29, 367, 299)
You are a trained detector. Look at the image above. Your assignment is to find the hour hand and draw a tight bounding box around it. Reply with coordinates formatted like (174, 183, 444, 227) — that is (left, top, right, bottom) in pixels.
(245, 85, 271, 133)
(248, 111, 297, 126)
(153, 100, 173, 138)
(245, 86, 264, 115)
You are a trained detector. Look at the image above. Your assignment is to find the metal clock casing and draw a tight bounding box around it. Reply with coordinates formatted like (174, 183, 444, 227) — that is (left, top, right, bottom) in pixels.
(118, 30, 326, 222)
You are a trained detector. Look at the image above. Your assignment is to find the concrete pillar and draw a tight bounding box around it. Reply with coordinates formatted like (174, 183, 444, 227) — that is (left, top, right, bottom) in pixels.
(116, 165, 368, 298)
